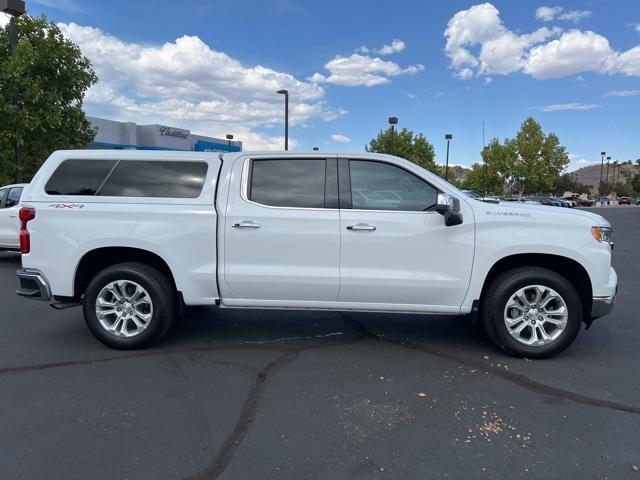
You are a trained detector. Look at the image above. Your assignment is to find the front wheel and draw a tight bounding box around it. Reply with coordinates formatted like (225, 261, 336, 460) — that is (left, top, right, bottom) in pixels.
(481, 267, 583, 358)
(83, 262, 175, 349)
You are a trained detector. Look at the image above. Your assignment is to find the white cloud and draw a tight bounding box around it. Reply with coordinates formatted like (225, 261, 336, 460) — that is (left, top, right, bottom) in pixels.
(310, 52, 424, 87)
(535, 102, 600, 112)
(603, 89, 640, 97)
(377, 39, 406, 55)
(484, 77, 493, 84)
(0, 13, 10, 27)
(559, 10, 591, 22)
(524, 30, 612, 79)
(58, 23, 345, 150)
(536, 6, 562, 21)
(445, 3, 640, 80)
(635, 24, 640, 34)
(536, 6, 591, 23)
(565, 155, 598, 172)
(356, 39, 406, 56)
(444, 3, 560, 78)
(331, 134, 351, 143)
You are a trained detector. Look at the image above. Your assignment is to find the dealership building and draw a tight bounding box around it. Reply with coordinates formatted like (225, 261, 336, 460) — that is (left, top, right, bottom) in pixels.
(87, 116, 242, 153)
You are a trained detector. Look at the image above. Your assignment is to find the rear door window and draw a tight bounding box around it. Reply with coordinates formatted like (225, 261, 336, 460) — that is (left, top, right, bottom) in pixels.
(45, 160, 117, 195)
(0, 189, 6, 208)
(249, 159, 327, 208)
(99, 161, 208, 198)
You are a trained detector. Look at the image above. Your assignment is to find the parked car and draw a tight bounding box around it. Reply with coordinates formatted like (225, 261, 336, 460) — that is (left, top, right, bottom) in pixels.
(526, 196, 555, 206)
(618, 197, 631, 205)
(16, 150, 617, 358)
(0, 183, 28, 251)
(636, 197, 640, 205)
(462, 189, 500, 204)
(575, 198, 595, 207)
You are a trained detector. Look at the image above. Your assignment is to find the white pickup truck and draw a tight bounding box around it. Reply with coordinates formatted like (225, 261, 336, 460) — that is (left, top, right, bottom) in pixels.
(16, 150, 617, 357)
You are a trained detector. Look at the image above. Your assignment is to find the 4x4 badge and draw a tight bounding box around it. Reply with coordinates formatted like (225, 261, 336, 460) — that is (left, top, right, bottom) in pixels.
(48, 203, 85, 209)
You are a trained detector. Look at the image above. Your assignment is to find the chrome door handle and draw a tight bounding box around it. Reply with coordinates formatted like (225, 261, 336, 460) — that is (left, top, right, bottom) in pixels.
(346, 224, 376, 231)
(232, 221, 261, 228)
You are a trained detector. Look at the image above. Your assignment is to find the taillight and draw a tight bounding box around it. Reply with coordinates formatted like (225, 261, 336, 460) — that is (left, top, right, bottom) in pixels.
(19, 207, 35, 254)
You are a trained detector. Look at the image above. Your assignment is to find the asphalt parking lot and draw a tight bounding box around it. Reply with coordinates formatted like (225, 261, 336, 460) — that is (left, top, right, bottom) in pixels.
(1, 207, 639, 480)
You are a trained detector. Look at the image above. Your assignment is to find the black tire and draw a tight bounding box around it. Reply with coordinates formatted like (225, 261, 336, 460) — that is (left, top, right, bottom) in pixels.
(481, 267, 582, 359)
(83, 262, 175, 349)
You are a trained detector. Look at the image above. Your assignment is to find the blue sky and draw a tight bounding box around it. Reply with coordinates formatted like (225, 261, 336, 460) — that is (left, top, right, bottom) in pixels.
(6, 0, 640, 169)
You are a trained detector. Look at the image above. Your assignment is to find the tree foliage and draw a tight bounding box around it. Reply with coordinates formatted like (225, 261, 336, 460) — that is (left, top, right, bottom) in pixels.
(479, 118, 569, 198)
(0, 15, 97, 184)
(366, 127, 437, 172)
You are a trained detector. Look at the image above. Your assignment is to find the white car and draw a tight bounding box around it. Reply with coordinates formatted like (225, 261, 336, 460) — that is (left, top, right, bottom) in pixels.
(15, 151, 617, 358)
(0, 183, 28, 251)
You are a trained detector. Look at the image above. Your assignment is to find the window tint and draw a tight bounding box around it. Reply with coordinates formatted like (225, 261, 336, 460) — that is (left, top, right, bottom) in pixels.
(100, 161, 208, 198)
(249, 159, 326, 208)
(349, 160, 438, 211)
(0, 189, 6, 208)
(46, 160, 117, 195)
(5, 187, 23, 208)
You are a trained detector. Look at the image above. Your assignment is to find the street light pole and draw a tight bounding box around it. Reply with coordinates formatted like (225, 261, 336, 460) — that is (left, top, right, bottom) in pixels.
(225, 134, 234, 153)
(599, 151, 606, 195)
(388, 117, 398, 155)
(444, 134, 453, 181)
(2, 0, 26, 183)
(277, 89, 289, 151)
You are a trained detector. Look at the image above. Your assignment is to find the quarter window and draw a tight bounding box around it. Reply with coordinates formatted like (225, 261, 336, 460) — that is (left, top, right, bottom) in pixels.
(0, 189, 6, 208)
(249, 159, 326, 208)
(5, 187, 23, 208)
(349, 160, 438, 211)
(99, 161, 208, 198)
(45, 160, 117, 195)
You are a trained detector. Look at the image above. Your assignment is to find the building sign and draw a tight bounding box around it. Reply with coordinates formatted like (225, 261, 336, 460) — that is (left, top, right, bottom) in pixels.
(158, 126, 190, 139)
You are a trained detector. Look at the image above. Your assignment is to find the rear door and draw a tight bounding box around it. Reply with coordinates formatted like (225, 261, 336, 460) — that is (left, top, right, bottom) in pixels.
(0, 187, 22, 248)
(222, 155, 340, 305)
(338, 158, 474, 312)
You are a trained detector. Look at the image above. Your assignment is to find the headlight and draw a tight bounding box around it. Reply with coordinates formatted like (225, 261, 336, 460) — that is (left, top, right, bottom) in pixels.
(591, 226, 613, 244)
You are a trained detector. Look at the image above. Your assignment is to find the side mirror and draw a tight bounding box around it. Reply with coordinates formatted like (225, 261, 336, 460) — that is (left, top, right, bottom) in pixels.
(435, 193, 463, 227)
(435, 193, 454, 214)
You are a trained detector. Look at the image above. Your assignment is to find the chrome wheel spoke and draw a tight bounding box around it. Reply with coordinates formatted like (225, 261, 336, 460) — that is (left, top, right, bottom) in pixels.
(96, 280, 153, 338)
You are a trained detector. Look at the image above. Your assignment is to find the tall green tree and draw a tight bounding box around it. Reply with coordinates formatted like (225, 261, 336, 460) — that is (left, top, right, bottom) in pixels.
(463, 161, 504, 195)
(366, 127, 437, 172)
(0, 15, 97, 184)
(481, 118, 569, 198)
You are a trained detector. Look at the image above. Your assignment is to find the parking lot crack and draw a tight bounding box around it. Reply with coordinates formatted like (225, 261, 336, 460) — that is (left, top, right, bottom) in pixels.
(340, 313, 640, 416)
(191, 349, 300, 480)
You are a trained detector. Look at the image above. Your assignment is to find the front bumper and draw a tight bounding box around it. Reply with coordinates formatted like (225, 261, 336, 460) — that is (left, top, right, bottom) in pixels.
(591, 292, 616, 319)
(16, 268, 52, 302)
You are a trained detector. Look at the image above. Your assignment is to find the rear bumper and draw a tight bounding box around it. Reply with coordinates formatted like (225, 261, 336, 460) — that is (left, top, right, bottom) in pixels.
(16, 268, 51, 302)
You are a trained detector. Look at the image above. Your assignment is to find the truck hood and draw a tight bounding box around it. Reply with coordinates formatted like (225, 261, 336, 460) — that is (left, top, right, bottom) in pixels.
(471, 200, 610, 227)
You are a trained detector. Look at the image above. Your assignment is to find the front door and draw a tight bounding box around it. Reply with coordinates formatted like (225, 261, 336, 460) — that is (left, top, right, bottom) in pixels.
(0, 187, 22, 248)
(222, 156, 340, 305)
(338, 158, 474, 312)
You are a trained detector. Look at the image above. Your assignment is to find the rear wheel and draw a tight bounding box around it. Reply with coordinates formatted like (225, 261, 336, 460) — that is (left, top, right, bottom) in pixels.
(83, 262, 175, 349)
(481, 267, 582, 358)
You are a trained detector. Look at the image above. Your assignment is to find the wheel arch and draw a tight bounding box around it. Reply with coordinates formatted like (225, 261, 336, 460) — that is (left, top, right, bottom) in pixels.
(479, 253, 593, 324)
(74, 247, 177, 299)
